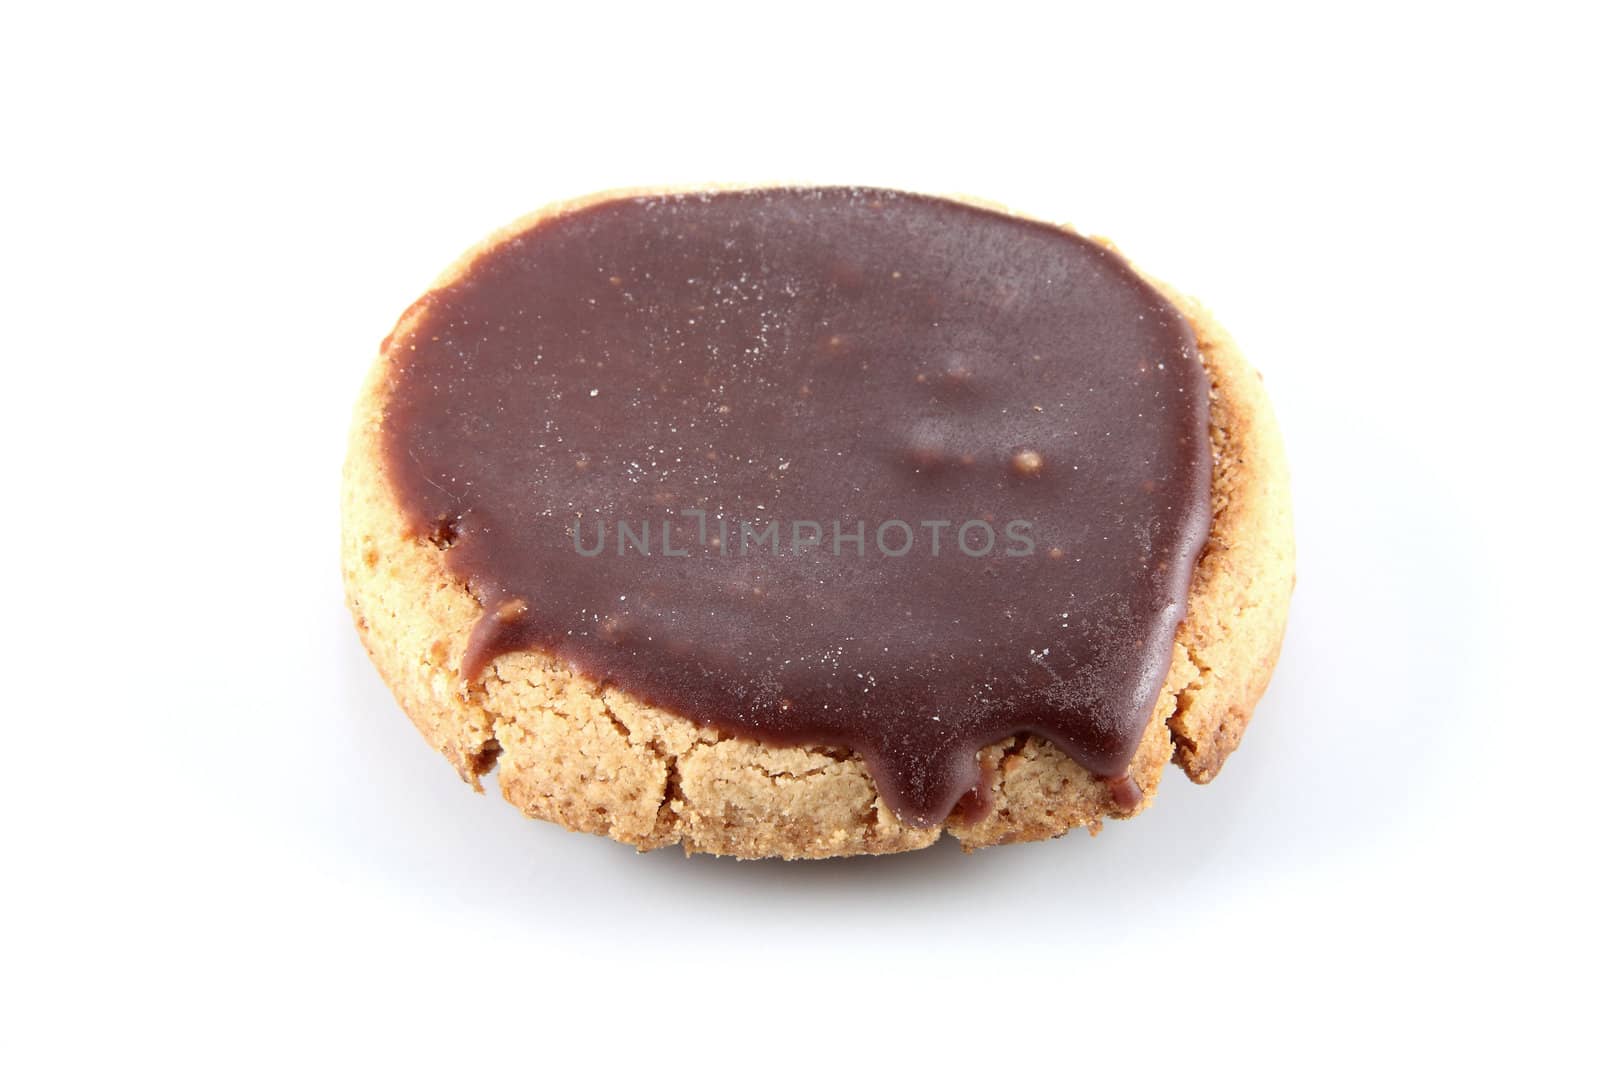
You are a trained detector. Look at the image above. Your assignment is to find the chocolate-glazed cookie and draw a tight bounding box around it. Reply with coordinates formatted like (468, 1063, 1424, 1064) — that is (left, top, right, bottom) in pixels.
(342, 186, 1294, 858)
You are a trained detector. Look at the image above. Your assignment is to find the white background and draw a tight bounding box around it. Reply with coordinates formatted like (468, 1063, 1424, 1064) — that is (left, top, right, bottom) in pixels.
(5, 2, 1595, 1061)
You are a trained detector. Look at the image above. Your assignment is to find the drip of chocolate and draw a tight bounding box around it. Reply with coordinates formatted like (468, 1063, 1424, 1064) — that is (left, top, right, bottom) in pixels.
(382, 187, 1211, 827)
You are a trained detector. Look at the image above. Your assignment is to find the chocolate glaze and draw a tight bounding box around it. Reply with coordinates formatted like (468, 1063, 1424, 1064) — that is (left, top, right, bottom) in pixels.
(382, 188, 1211, 827)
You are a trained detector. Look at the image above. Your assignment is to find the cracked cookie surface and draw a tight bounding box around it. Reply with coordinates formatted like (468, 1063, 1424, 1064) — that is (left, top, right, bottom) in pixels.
(341, 190, 1294, 859)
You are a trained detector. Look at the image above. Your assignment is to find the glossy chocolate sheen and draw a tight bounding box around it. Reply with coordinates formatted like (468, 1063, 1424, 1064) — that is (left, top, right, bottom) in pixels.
(382, 188, 1212, 827)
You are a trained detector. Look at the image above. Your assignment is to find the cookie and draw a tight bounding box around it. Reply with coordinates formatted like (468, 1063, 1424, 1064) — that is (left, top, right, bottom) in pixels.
(342, 186, 1293, 859)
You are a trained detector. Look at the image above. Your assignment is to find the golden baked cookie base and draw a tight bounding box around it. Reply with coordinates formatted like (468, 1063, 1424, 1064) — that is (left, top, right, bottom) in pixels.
(341, 191, 1294, 859)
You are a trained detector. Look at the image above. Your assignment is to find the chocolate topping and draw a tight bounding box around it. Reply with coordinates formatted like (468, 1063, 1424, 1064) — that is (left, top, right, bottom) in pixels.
(381, 187, 1212, 827)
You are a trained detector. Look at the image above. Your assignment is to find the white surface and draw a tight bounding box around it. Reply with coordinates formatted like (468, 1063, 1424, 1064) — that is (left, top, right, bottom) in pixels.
(5, 2, 1595, 1061)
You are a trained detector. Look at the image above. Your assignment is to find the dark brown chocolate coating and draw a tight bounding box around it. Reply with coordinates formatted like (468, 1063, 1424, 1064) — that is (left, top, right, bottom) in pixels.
(382, 188, 1211, 827)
